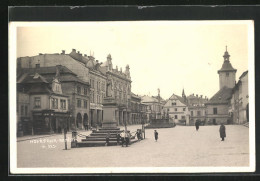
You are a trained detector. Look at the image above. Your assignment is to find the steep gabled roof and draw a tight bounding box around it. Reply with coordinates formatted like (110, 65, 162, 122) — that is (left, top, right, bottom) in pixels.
(206, 86, 233, 104)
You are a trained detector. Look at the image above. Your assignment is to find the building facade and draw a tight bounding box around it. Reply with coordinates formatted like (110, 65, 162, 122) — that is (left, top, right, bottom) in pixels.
(230, 70, 249, 124)
(130, 93, 141, 125)
(186, 93, 208, 126)
(101, 54, 132, 127)
(17, 71, 69, 135)
(163, 92, 189, 125)
(206, 47, 236, 125)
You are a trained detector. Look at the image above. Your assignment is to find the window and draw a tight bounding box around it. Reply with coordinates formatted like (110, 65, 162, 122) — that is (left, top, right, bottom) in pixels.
(77, 99, 81, 108)
(60, 99, 66, 109)
(34, 97, 41, 108)
(197, 111, 201, 116)
(181, 116, 185, 120)
(183, 108, 186, 111)
(90, 79, 92, 87)
(213, 108, 218, 115)
(172, 102, 176, 106)
(68, 99, 70, 109)
(21, 105, 24, 115)
(35, 64, 40, 68)
(52, 98, 58, 109)
(175, 108, 177, 112)
(175, 115, 178, 119)
(226, 72, 229, 77)
(84, 100, 87, 108)
(77, 86, 81, 94)
(191, 111, 193, 116)
(25, 105, 28, 116)
(84, 87, 88, 95)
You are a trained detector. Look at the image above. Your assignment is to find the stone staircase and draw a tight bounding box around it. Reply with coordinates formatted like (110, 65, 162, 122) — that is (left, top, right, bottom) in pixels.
(76, 127, 139, 147)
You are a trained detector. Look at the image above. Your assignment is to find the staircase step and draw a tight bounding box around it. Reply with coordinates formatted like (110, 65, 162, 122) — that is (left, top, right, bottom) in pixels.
(99, 128, 120, 131)
(81, 138, 118, 141)
(92, 130, 123, 133)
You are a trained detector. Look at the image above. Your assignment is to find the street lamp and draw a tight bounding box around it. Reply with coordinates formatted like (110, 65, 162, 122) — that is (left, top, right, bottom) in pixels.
(63, 112, 72, 150)
(141, 116, 145, 139)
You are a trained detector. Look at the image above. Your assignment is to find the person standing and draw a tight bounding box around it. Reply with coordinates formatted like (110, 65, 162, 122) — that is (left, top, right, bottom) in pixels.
(195, 120, 200, 131)
(154, 130, 158, 141)
(125, 131, 130, 147)
(106, 132, 110, 146)
(219, 123, 226, 141)
(116, 133, 121, 145)
(120, 131, 125, 147)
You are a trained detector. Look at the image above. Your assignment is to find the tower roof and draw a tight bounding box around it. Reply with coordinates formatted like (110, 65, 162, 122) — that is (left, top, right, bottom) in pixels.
(218, 46, 237, 73)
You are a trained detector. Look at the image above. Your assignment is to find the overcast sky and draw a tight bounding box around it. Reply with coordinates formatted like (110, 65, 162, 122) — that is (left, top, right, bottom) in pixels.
(16, 21, 251, 99)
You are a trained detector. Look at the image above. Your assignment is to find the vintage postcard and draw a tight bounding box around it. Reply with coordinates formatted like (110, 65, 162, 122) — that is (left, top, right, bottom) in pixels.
(9, 20, 255, 174)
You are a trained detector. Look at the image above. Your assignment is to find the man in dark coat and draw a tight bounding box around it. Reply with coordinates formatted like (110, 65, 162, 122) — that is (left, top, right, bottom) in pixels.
(219, 123, 226, 141)
(154, 130, 158, 141)
(195, 120, 200, 131)
(105, 132, 110, 146)
(116, 133, 121, 145)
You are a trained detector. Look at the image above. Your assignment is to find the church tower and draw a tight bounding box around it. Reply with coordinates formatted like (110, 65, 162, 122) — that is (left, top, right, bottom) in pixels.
(218, 46, 237, 89)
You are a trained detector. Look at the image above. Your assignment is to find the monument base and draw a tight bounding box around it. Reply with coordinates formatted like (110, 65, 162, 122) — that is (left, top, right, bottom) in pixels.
(102, 121, 117, 128)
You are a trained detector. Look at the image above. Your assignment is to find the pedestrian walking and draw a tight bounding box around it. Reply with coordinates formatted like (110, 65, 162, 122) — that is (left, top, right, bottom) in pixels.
(154, 130, 158, 141)
(106, 132, 110, 146)
(219, 123, 226, 141)
(195, 120, 200, 131)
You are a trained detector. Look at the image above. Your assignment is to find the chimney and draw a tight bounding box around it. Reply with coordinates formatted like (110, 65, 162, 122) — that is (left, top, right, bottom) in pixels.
(96, 60, 99, 63)
(55, 65, 62, 77)
(196, 94, 198, 97)
(72, 49, 76, 52)
(77, 51, 80, 54)
(39, 53, 43, 55)
(200, 95, 203, 98)
(61, 50, 65, 54)
(84, 54, 87, 57)
(120, 67, 122, 72)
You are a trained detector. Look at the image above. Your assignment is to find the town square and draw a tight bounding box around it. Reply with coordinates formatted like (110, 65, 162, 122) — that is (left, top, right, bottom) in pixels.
(9, 20, 254, 173)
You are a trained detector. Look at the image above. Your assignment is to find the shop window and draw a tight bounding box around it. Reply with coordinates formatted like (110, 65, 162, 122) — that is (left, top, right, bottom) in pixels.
(35, 64, 40, 68)
(34, 97, 41, 108)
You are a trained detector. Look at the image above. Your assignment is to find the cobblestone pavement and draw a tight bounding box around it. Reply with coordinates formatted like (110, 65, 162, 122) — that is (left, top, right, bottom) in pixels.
(17, 125, 249, 168)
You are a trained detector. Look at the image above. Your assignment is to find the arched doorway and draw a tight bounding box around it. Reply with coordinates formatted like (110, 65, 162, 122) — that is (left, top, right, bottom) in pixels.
(83, 113, 89, 129)
(76, 113, 82, 129)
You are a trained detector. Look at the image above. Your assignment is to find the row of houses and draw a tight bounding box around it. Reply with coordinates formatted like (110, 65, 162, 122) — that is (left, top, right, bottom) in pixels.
(16, 49, 151, 136)
(162, 47, 249, 126)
